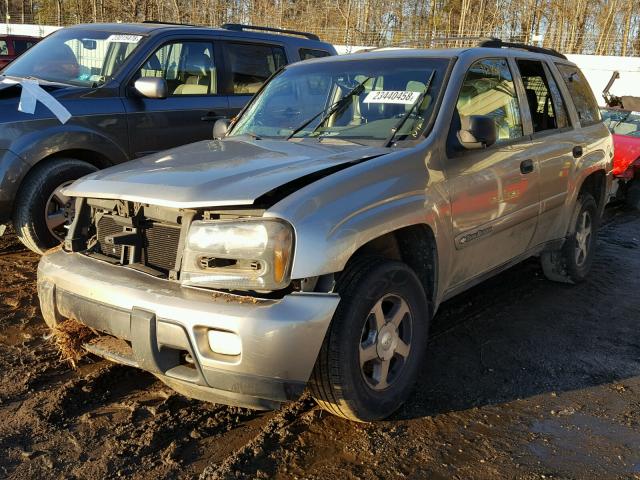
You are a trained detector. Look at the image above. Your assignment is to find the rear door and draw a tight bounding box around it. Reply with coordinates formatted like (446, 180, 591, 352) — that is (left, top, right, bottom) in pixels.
(514, 58, 577, 245)
(221, 41, 287, 118)
(445, 57, 541, 287)
(123, 38, 232, 157)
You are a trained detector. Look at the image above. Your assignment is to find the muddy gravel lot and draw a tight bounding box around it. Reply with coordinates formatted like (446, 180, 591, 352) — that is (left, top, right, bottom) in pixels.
(1, 207, 639, 480)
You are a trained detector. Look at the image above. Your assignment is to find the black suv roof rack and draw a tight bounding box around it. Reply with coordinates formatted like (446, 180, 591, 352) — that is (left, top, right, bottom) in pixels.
(478, 38, 567, 60)
(221, 24, 319, 41)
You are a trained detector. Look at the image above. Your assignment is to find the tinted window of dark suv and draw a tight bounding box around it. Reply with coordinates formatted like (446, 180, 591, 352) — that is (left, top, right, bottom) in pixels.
(299, 48, 331, 61)
(226, 43, 286, 94)
(556, 64, 600, 125)
(13, 39, 36, 55)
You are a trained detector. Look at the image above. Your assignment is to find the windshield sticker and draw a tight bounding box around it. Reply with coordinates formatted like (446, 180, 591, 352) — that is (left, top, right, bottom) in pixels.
(106, 34, 142, 44)
(363, 90, 421, 105)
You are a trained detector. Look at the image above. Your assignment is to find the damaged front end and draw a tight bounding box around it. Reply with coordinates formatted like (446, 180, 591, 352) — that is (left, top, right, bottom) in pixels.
(39, 196, 340, 409)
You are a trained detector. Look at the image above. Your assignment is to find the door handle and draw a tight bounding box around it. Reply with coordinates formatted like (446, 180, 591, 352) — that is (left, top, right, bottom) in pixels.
(201, 112, 225, 122)
(572, 145, 583, 158)
(520, 159, 534, 174)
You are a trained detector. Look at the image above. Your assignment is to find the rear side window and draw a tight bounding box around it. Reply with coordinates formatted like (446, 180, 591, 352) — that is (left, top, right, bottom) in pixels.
(0, 40, 8, 55)
(516, 59, 569, 132)
(226, 43, 286, 94)
(299, 48, 331, 61)
(555, 64, 600, 125)
(13, 40, 36, 55)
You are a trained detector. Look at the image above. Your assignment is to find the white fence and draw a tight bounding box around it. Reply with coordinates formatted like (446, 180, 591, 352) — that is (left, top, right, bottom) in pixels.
(0, 23, 60, 37)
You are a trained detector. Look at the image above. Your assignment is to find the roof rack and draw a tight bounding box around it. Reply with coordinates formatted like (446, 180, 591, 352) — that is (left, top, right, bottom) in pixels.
(221, 24, 319, 41)
(478, 38, 567, 60)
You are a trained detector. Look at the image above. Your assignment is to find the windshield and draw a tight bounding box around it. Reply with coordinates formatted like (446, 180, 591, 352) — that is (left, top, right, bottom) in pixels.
(601, 108, 640, 137)
(3, 29, 144, 87)
(230, 57, 450, 145)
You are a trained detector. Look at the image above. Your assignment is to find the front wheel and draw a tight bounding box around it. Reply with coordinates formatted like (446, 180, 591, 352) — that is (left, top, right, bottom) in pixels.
(13, 159, 98, 254)
(541, 192, 598, 284)
(310, 257, 430, 422)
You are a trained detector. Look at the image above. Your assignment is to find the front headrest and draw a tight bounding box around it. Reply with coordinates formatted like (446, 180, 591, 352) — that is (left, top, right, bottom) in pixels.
(184, 53, 211, 77)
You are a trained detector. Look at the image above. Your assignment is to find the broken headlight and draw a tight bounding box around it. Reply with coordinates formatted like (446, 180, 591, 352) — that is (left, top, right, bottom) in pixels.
(180, 219, 294, 291)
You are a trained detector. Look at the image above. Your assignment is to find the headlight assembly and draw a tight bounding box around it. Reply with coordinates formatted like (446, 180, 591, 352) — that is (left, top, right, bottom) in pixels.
(180, 219, 294, 291)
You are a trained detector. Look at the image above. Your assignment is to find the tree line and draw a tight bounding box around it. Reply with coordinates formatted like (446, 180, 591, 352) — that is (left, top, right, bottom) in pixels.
(2, 0, 639, 56)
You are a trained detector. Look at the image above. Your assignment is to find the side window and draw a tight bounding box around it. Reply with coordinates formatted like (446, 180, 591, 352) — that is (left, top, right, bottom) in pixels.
(226, 43, 286, 94)
(555, 64, 600, 125)
(299, 48, 331, 61)
(0, 40, 8, 56)
(516, 59, 569, 132)
(139, 41, 217, 96)
(13, 40, 35, 55)
(454, 58, 523, 146)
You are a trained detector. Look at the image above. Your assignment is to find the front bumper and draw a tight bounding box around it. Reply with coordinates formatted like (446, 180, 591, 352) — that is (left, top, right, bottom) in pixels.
(37, 249, 340, 409)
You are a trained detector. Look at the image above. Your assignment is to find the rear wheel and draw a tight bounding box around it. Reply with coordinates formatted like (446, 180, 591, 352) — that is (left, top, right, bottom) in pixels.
(310, 257, 430, 422)
(541, 192, 598, 284)
(14, 159, 98, 254)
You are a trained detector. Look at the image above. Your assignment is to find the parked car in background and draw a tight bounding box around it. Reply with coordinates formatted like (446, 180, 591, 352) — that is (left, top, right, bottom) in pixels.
(38, 41, 612, 421)
(0, 22, 335, 253)
(0, 35, 40, 68)
(600, 108, 640, 208)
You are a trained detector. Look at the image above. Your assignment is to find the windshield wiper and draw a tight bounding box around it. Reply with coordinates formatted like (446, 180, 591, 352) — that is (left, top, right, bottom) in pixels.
(384, 70, 436, 147)
(287, 76, 372, 140)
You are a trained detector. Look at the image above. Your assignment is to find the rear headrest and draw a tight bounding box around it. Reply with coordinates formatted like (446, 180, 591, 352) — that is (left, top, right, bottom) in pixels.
(525, 88, 538, 109)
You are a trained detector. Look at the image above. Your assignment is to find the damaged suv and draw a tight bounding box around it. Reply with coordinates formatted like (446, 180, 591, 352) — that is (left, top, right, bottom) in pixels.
(38, 41, 613, 421)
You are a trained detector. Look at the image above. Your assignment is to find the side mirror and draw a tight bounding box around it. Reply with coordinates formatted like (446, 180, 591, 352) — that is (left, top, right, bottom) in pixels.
(213, 118, 230, 140)
(458, 115, 497, 149)
(133, 77, 168, 99)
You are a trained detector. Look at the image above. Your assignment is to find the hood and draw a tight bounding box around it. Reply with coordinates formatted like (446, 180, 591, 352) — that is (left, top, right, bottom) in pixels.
(0, 78, 82, 124)
(65, 137, 388, 208)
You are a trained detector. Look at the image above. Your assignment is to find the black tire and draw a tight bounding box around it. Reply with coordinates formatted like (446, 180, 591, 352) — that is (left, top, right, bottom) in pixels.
(13, 158, 98, 254)
(626, 181, 640, 210)
(309, 257, 430, 422)
(541, 192, 598, 284)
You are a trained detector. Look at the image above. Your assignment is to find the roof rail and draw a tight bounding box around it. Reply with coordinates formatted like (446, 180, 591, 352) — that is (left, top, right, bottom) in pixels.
(221, 24, 319, 41)
(478, 38, 567, 60)
(142, 20, 196, 27)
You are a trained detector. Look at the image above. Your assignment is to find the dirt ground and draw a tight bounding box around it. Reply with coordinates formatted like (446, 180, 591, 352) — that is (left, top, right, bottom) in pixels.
(1, 206, 639, 480)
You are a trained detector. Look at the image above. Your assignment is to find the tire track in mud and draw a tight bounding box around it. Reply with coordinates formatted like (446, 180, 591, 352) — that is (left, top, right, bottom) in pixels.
(199, 394, 317, 480)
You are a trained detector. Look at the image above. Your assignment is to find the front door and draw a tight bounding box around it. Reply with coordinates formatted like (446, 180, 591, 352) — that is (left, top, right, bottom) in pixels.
(123, 40, 231, 158)
(445, 57, 541, 288)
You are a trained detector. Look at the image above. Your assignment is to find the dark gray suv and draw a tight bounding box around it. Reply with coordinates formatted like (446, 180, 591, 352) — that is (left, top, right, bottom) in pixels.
(0, 22, 335, 253)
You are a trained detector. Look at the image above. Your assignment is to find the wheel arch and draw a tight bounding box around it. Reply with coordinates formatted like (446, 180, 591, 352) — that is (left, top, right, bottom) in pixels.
(342, 223, 439, 312)
(576, 169, 607, 219)
(12, 150, 112, 216)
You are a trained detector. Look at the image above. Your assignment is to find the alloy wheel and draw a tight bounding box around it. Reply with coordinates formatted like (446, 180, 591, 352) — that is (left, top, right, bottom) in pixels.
(359, 294, 413, 391)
